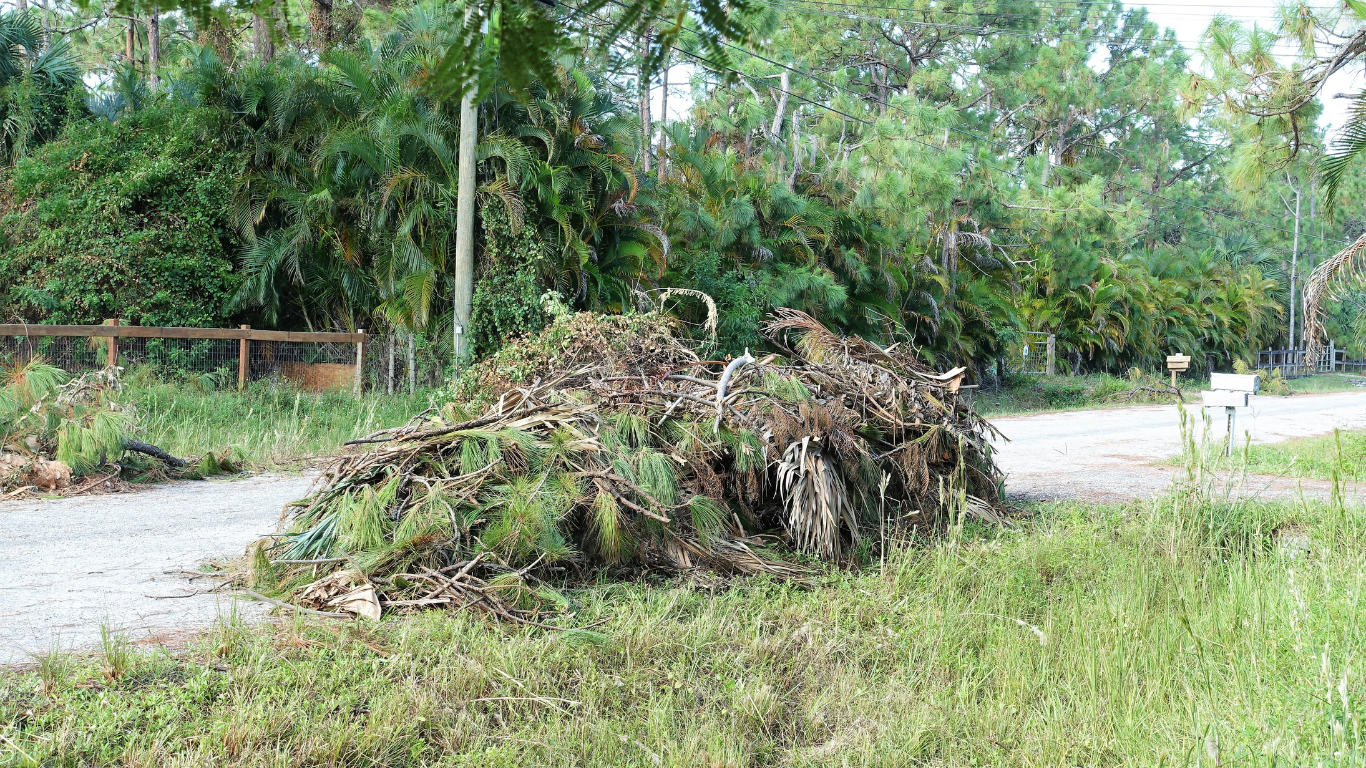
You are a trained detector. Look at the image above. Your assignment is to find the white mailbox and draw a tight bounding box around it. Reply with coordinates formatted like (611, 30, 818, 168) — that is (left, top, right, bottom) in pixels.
(1201, 390, 1249, 408)
(1202, 372, 1259, 456)
(1209, 373, 1260, 393)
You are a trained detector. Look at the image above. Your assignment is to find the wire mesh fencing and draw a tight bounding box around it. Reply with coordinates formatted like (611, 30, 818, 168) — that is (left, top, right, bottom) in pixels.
(0, 325, 371, 392)
(1005, 332, 1056, 375)
(364, 332, 453, 394)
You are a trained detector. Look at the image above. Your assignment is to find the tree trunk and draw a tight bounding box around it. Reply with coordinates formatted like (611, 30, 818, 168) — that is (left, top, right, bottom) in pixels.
(639, 30, 653, 174)
(657, 48, 669, 183)
(16, 0, 27, 14)
(253, 14, 275, 61)
(148, 13, 160, 88)
(123, 440, 188, 467)
(126, 17, 136, 65)
(407, 333, 417, 394)
(310, 0, 333, 49)
(452, 88, 478, 364)
(769, 71, 790, 139)
(387, 332, 395, 395)
(1288, 178, 1301, 349)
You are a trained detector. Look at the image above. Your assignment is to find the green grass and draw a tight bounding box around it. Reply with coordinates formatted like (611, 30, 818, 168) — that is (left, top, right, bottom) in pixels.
(1288, 374, 1366, 394)
(1170, 406, 1365, 483)
(976, 372, 1183, 416)
(121, 372, 431, 469)
(976, 372, 1365, 417)
(1231, 429, 1366, 483)
(6, 487, 1366, 765)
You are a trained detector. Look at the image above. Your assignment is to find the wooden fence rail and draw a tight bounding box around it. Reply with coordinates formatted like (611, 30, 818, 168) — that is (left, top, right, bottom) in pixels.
(0, 322, 366, 392)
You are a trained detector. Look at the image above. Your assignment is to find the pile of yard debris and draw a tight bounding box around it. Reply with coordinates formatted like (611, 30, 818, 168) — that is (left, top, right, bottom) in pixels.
(265, 309, 1005, 623)
(0, 362, 226, 496)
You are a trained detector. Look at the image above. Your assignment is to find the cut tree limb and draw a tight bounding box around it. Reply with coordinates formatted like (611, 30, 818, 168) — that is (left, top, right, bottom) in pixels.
(122, 440, 189, 467)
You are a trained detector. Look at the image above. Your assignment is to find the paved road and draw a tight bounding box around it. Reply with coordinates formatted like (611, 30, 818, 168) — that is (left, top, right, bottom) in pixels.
(990, 390, 1366, 503)
(0, 474, 316, 664)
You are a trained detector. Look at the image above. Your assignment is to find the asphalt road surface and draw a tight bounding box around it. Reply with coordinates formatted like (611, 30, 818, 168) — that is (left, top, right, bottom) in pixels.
(990, 390, 1366, 503)
(0, 474, 315, 664)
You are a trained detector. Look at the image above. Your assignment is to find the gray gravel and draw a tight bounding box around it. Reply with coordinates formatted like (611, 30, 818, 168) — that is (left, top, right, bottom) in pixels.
(990, 390, 1366, 504)
(0, 474, 316, 664)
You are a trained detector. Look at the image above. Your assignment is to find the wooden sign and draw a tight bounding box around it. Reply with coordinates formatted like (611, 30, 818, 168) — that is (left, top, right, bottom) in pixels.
(1209, 373, 1260, 394)
(1166, 354, 1191, 371)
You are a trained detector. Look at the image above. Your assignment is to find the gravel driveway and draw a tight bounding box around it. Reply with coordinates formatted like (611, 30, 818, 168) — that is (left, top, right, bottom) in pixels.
(990, 390, 1366, 503)
(0, 474, 316, 664)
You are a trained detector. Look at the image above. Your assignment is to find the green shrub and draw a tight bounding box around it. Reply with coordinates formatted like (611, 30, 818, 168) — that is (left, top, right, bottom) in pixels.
(0, 103, 245, 327)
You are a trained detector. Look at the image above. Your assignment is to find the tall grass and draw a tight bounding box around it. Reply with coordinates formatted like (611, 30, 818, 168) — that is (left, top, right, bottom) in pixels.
(4, 477, 1366, 764)
(1234, 429, 1366, 483)
(978, 372, 1185, 416)
(1289, 374, 1366, 394)
(121, 372, 430, 468)
(1174, 401, 1365, 484)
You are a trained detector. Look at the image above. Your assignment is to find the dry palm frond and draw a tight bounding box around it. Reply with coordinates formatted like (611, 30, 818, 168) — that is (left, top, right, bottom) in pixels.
(1303, 230, 1366, 370)
(776, 438, 859, 558)
(266, 309, 1005, 623)
(654, 288, 719, 340)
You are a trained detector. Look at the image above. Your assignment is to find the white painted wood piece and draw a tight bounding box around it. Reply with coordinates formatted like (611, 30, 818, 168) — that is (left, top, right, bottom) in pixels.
(1201, 390, 1249, 408)
(1209, 373, 1260, 393)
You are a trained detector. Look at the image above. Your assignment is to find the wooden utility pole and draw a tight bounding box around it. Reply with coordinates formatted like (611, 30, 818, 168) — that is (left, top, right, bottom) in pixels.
(148, 12, 160, 88)
(452, 89, 477, 364)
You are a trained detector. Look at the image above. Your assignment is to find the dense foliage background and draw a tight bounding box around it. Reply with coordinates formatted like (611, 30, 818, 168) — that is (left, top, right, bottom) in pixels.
(2, 0, 1364, 375)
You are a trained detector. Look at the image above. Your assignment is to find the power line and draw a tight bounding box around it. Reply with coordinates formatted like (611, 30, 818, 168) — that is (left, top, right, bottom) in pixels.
(565, 1, 1316, 257)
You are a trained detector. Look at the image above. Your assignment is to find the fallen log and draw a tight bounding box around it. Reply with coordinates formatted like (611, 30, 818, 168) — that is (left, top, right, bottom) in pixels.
(122, 440, 189, 467)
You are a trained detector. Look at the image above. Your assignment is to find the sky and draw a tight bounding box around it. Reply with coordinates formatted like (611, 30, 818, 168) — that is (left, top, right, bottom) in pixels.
(1133, 1, 1361, 138)
(655, 1, 1364, 139)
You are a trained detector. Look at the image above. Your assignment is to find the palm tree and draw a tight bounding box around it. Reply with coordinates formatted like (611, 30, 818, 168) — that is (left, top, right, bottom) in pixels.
(0, 10, 82, 163)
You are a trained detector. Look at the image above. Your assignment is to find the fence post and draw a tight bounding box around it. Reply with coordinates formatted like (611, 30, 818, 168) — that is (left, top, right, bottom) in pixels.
(104, 318, 119, 368)
(238, 325, 250, 391)
(387, 332, 395, 395)
(1329, 340, 1336, 373)
(1045, 334, 1056, 376)
(355, 329, 366, 395)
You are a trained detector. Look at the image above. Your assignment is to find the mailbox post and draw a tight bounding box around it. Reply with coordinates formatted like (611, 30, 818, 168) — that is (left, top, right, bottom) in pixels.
(1166, 354, 1190, 389)
(1202, 373, 1260, 456)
